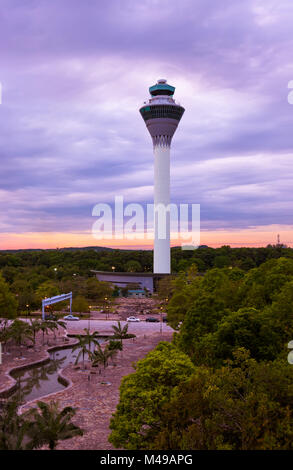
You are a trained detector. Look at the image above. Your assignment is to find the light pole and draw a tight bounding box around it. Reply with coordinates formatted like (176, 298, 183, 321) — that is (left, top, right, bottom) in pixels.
(104, 297, 108, 320)
(160, 306, 163, 335)
(88, 305, 92, 331)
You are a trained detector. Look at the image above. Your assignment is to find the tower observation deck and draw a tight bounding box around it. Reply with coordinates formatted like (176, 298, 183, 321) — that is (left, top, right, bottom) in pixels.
(140, 79, 185, 274)
(140, 79, 185, 147)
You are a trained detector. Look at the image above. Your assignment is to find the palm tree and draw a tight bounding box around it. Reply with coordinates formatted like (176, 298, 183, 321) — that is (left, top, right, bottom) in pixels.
(90, 342, 115, 370)
(57, 320, 67, 331)
(82, 328, 100, 353)
(107, 339, 123, 354)
(71, 335, 91, 370)
(9, 320, 32, 353)
(111, 321, 129, 344)
(26, 400, 83, 450)
(0, 399, 33, 450)
(29, 319, 41, 348)
(0, 327, 10, 354)
(39, 321, 50, 345)
(56, 320, 67, 341)
(46, 321, 59, 342)
(111, 321, 134, 356)
(106, 340, 122, 364)
(0, 318, 9, 334)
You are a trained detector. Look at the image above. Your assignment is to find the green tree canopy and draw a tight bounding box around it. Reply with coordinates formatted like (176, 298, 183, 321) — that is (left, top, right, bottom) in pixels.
(109, 342, 195, 449)
(0, 273, 17, 319)
(154, 350, 293, 450)
(125, 260, 142, 273)
(72, 295, 89, 314)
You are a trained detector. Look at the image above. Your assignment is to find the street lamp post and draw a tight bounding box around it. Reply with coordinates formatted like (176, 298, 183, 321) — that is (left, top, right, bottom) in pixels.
(160, 306, 163, 335)
(104, 297, 108, 320)
(88, 305, 92, 331)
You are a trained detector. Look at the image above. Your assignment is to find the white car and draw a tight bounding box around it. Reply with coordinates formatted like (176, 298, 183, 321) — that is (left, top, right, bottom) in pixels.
(126, 316, 140, 322)
(63, 314, 79, 321)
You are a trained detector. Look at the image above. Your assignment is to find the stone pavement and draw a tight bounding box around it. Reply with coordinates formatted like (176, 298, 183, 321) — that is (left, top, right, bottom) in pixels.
(20, 328, 173, 450)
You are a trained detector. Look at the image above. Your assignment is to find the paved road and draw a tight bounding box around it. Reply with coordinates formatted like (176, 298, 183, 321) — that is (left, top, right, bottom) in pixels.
(12, 317, 173, 337)
(63, 319, 173, 336)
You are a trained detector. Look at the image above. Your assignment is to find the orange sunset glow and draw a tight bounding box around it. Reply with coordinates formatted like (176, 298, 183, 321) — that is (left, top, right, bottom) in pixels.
(1, 225, 292, 250)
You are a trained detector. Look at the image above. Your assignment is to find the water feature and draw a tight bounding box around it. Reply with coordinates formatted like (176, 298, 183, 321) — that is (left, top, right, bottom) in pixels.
(10, 338, 105, 404)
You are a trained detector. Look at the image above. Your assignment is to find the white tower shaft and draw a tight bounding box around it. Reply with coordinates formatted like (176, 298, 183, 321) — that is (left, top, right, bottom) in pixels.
(154, 145, 170, 273)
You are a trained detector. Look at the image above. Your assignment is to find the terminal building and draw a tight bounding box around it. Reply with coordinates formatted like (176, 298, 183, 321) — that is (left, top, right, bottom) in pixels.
(92, 271, 172, 295)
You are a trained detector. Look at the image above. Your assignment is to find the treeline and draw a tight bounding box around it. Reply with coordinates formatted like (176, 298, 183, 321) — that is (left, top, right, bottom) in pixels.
(171, 244, 293, 272)
(0, 244, 292, 277)
(0, 244, 292, 314)
(109, 258, 293, 450)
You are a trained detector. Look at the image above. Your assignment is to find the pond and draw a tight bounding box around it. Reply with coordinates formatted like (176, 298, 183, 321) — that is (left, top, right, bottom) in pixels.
(10, 338, 106, 404)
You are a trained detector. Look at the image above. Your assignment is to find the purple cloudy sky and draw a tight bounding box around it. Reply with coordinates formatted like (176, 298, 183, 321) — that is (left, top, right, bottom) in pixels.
(0, 0, 293, 248)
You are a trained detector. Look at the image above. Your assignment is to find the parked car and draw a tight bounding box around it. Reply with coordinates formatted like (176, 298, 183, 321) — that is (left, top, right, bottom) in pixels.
(63, 314, 79, 321)
(162, 317, 168, 323)
(126, 316, 140, 322)
(145, 317, 159, 322)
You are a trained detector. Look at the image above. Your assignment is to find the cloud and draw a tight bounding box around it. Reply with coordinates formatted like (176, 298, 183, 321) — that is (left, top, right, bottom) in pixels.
(0, 0, 293, 246)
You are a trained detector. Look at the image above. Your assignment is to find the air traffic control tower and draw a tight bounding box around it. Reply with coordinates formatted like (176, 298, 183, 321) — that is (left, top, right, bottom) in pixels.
(140, 79, 185, 274)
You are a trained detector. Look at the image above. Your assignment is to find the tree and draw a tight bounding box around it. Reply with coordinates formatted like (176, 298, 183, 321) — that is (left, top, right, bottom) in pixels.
(109, 342, 195, 449)
(166, 267, 202, 329)
(35, 281, 60, 316)
(153, 350, 293, 450)
(72, 335, 91, 370)
(9, 319, 32, 348)
(214, 255, 230, 268)
(111, 321, 134, 349)
(36, 281, 60, 302)
(72, 295, 89, 314)
(29, 319, 41, 347)
(91, 342, 116, 370)
(107, 339, 123, 354)
(269, 280, 293, 339)
(125, 260, 142, 273)
(0, 324, 10, 353)
(190, 307, 282, 367)
(0, 399, 34, 450)
(82, 328, 100, 352)
(0, 273, 17, 319)
(212, 307, 282, 363)
(45, 320, 60, 341)
(112, 285, 120, 297)
(85, 278, 112, 302)
(177, 259, 190, 272)
(157, 276, 175, 301)
(166, 292, 189, 330)
(10, 279, 37, 312)
(39, 321, 51, 345)
(26, 400, 83, 450)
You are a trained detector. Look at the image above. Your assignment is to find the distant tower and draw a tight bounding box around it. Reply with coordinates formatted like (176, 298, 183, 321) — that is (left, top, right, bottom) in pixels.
(277, 234, 280, 245)
(140, 79, 185, 273)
